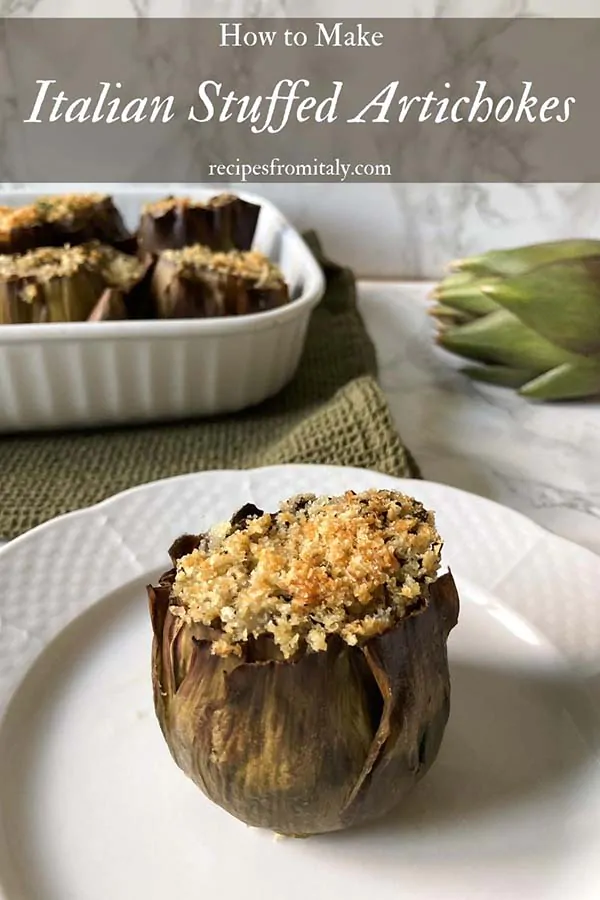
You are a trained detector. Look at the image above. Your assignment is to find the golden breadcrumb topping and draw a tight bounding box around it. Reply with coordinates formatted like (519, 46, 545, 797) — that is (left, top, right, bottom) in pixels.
(0, 242, 142, 288)
(162, 245, 285, 289)
(142, 193, 239, 215)
(0, 205, 42, 235)
(207, 193, 239, 207)
(170, 490, 443, 659)
(0, 194, 113, 237)
(36, 193, 109, 222)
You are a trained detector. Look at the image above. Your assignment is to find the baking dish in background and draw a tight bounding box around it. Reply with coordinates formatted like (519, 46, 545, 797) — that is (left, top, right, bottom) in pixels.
(0, 188, 325, 433)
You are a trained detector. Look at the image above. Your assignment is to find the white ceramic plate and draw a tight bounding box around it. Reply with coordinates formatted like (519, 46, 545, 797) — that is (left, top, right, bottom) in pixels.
(1, 464, 600, 900)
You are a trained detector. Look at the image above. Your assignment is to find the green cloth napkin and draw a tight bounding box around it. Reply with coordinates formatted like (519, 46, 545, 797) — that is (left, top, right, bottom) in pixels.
(0, 232, 420, 540)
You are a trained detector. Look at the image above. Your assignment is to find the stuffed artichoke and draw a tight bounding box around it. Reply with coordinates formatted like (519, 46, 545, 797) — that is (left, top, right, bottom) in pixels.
(137, 193, 261, 255)
(147, 489, 459, 837)
(0, 242, 149, 324)
(151, 245, 289, 318)
(0, 193, 134, 255)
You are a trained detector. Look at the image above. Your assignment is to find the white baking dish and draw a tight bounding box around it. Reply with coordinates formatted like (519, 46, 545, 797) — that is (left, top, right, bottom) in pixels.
(0, 188, 325, 433)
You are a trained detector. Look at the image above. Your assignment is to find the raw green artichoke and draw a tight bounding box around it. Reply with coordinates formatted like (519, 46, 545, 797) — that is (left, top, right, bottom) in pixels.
(431, 240, 600, 401)
(147, 493, 460, 837)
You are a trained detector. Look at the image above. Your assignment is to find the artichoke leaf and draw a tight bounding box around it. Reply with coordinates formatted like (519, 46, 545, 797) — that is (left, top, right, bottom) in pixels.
(438, 308, 577, 372)
(149, 564, 459, 837)
(429, 304, 475, 328)
(519, 360, 600, 401)
(148, 582, 179, 726)
(432, 277, 500, 317)
(0, 283, 43, 323)
(462, 364, 539, 389)
(452, 239, 600, 278)
(482, 257, 600, 355)
(138, 195, 261, 255)
(163, 627, 376, 836)
(87, 288, 128, 321)
(434, 269, 483, 293)
(0, 268, 106, 324)
(40, 271, 107, 322)
(343, 573, 459, 827)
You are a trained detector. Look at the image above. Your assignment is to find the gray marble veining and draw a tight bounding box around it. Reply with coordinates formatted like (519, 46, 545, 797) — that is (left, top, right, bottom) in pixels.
(4, 0, 599, 16)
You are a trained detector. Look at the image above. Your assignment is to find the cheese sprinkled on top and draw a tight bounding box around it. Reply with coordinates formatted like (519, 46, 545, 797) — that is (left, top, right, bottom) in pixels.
(170, 490, 443, 659)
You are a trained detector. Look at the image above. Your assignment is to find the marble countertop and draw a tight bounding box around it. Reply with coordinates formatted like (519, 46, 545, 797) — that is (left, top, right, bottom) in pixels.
(359, 281, 600, 557)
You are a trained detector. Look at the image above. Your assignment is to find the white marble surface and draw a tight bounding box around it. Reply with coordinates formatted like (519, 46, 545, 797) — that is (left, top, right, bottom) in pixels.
(359, 281, 600, 557)
(9, 0, 600, 16)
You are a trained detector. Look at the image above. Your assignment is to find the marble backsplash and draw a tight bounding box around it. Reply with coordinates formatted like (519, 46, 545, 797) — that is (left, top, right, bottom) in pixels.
(9, 1, 600, 17)
(2, 0, 599, 277)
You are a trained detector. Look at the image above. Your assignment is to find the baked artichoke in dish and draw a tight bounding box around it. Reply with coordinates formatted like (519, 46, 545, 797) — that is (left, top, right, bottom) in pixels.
(151, 245, 289, 318)
(147, 489, 459, 837)
(0, 242, 149, 324)
(138, 193, 261, 255)
(0, 193, 134, 255)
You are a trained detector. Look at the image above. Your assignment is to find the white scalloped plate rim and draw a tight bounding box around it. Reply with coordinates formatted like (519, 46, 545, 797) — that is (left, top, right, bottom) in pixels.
(1, 464, 600, 900)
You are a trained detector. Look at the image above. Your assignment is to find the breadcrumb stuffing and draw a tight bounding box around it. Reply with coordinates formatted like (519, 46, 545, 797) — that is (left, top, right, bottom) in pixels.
(36, 193, 110, 222)
(0, 194, 112, 236)
(170, 490, 443, 660)
(143, 193, 239, 215)
(161, 245, 286, 290)
(0, 204, 41, 234)
(0, 242, 142, 286)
